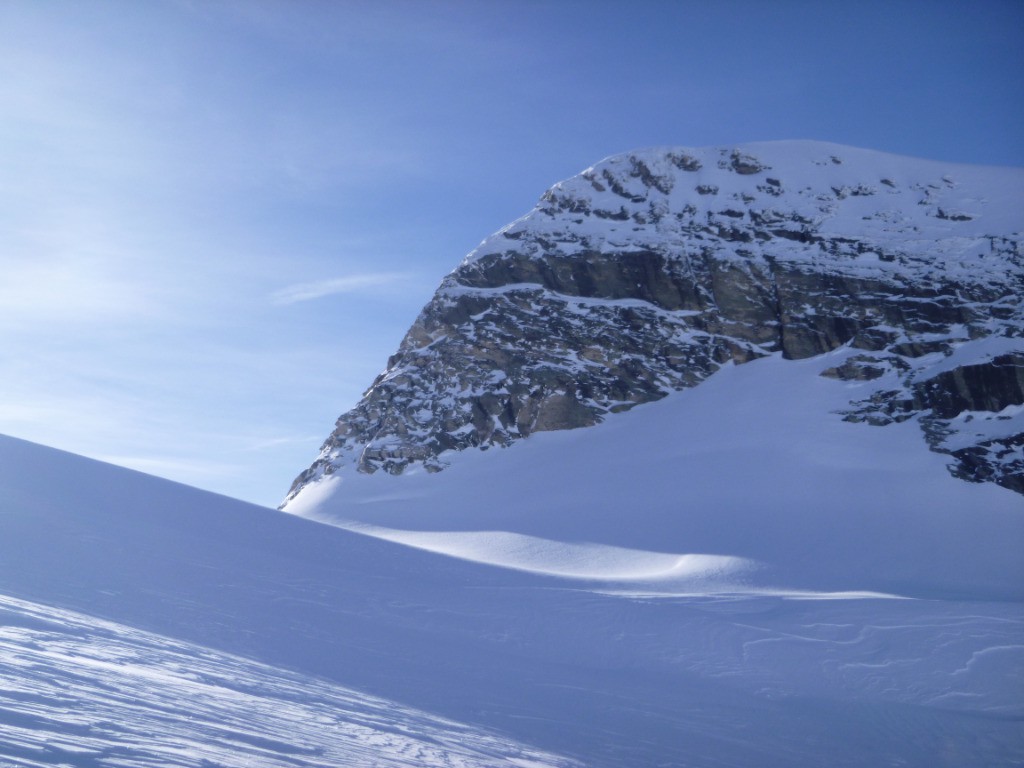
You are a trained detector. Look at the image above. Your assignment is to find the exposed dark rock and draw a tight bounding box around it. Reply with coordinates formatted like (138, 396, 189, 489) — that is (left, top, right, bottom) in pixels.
(935, 208, 974, 222)
(667, 152, 702, 172)
(892, 339, 955, 358)
(852, 327, 900, 351)
(841, 389, 918, 426)
(950, 434, 1024, 493)
(913, 354, 1024, 419)
(728, 150, 768, 175)
(629, 157, 674, 195)
(821, 356, 892, 381)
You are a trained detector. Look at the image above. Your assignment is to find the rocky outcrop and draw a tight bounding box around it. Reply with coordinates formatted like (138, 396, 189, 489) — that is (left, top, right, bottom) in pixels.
(284, 142, 1024, 503)
(841, 352, 1024, 493)
(913, 354, 1024, 419)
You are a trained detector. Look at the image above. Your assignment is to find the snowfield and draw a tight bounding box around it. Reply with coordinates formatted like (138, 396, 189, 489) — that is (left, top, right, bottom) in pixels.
(288, 351, 1023, 603)
(1, 351, 1022, 766)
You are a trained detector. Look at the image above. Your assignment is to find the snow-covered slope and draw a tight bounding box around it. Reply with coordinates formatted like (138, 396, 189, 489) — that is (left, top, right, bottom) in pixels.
(286, 141, 1024, 501)
(285, 351, 1024, 603)
(3, 351, 1024, 766)
(3, 142, 1022, 767)
(0, 437, 580, 768)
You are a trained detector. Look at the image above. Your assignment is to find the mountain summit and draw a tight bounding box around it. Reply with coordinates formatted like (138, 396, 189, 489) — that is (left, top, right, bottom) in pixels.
(285, 141, 1024, 505)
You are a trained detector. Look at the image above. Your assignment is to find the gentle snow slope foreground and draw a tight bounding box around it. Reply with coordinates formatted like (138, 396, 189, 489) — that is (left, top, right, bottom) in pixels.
(2, 351, 1023, 767)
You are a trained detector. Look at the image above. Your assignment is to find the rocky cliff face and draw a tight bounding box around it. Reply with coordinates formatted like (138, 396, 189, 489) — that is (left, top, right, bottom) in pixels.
(284, 141, 1024, 503)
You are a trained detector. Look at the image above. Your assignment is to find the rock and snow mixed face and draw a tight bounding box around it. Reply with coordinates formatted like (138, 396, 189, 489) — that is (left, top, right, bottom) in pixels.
(285, 141, 1024, 504)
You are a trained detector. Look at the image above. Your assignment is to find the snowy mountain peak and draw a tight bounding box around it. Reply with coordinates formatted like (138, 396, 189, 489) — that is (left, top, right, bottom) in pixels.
(285, 142, 1024, 506)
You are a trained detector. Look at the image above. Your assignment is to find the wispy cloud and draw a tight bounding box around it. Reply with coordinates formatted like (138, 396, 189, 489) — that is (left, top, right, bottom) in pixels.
(243, 435, 323, 452)
(271, 272, 412, 305)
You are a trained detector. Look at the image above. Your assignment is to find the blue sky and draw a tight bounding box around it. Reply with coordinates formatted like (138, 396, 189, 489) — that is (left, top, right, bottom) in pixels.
(1, 0, 1022, 507)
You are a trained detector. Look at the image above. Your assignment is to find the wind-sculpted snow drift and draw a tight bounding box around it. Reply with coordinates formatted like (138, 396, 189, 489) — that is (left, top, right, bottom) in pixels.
(286, 141, 1024, 501)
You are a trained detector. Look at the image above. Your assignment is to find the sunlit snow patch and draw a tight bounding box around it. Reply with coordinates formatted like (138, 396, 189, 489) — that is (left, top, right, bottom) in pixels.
(341, 524, 754, 587)
(330, 524, 915, 599)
